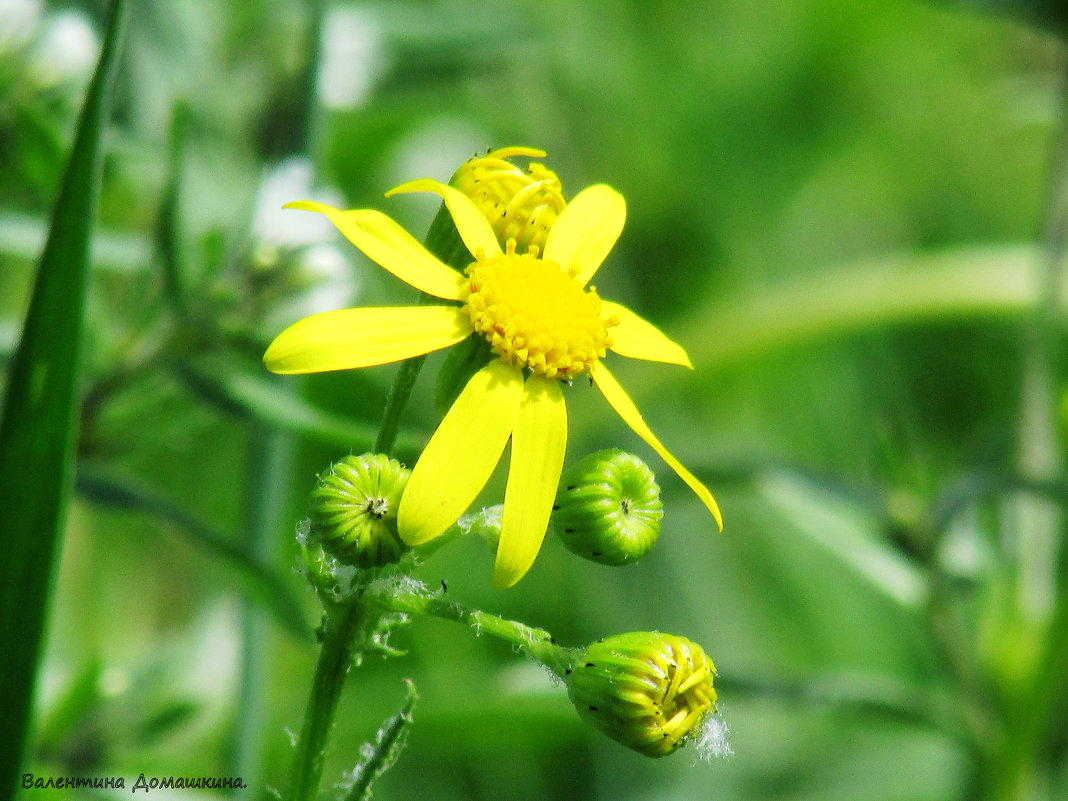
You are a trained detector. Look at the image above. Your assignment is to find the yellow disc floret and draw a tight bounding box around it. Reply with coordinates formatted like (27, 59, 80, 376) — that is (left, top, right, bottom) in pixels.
(463, 242, 615, 380)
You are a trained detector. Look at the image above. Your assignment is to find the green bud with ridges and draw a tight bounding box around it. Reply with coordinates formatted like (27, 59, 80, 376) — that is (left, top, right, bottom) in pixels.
(565, 631, 717, 758)
(307, 453, 411, 570)
(552, 449, 663, 565)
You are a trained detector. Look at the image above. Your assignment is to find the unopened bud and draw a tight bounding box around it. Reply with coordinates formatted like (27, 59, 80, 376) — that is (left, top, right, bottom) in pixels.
(450, 146, 565, 253)
(566, 632, 717, 758)
(552, 450, 662, 565)
(307, 453, 411, 570)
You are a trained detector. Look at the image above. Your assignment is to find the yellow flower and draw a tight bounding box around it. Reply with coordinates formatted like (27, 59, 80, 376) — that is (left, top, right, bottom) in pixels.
(264, 180, 722, 587)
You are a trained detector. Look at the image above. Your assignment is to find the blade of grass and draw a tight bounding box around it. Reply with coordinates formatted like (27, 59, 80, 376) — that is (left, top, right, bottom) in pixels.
(156, 102, 191, 322)
(681, 244, 1041, 371)
(0, 1, 128, 794)
(230, 427, 295, 788)
(755, 468, 929, 609)
(715, 671, 969, 742)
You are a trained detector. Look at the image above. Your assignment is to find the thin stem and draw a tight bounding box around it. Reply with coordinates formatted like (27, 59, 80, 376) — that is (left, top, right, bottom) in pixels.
(374, 352, 429, 456)
(288, 602, 368, 801)
(284, 325, 428, 801)
(340, 680, 417, 801)
(297, 0, 325, 161)
(367, 582, 574, 679)
(715, 672, 971, 743)
(157, 102, 189, 323)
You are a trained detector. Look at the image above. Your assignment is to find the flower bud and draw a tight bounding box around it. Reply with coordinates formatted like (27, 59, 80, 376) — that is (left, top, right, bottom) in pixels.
(307, 453, 411, 570)
(450, 146, 565, 253)
(566, 632, 717, 758)
(552, 450, 662, 565)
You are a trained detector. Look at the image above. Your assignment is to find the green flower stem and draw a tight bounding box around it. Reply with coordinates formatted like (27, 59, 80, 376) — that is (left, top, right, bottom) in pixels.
(374, 350, 429, 456)
(288, 601, 370, 801)
(287, 199, 470, 800)
(366, 581, 574, 679)
(286, 375, 420, 801)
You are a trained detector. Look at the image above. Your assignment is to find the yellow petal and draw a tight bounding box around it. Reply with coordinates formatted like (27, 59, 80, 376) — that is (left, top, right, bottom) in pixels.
(387, 179, 503, 258)
(284, 200, 465, 300)
(264, 306, 471, 374)
(590, 362, 723, 530)
(481, 146, 547, 160)
(494, 376, 568, 588)
(602, 300, 693, 368)
(542, 184, 625, 286)
(398, 360, 523, 545)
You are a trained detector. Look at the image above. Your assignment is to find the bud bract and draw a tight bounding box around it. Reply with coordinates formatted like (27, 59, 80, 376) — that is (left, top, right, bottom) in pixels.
(552, 450, 662, 565)
(307, 453, 411, 570)
(566, 631, 717, 758)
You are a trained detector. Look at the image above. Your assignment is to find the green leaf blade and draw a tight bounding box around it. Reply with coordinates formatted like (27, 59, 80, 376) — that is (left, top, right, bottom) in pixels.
(0, 0, 129, 794)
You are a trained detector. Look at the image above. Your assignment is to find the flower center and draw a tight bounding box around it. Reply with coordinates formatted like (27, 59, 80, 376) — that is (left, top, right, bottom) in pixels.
(462, 242, 614, 380)
(365, 497, 389, 519)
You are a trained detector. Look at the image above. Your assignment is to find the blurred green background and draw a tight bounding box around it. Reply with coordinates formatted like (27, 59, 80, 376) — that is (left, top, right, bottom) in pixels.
(5, 0, 1068, 799)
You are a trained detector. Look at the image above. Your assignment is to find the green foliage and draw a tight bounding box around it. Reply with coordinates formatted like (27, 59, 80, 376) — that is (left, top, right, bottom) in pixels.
(945, 0, 1068, 36)
(0, 1, 127, 795)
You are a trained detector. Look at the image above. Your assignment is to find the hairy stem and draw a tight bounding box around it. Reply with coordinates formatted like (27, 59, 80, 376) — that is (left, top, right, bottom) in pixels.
(288, 602, 368, 801)
(367, 581, 574, 679)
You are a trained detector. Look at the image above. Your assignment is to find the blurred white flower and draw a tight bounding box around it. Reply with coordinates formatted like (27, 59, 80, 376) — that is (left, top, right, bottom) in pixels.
(385, 118, 492, 198)
(262, 243, 358, 332)
(253, 158, 357, 330)
(318, 5, 388, 110)
(28, 8, 98, 87)
(252, 156, 343, 248)
(0, 0, 41, 53)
